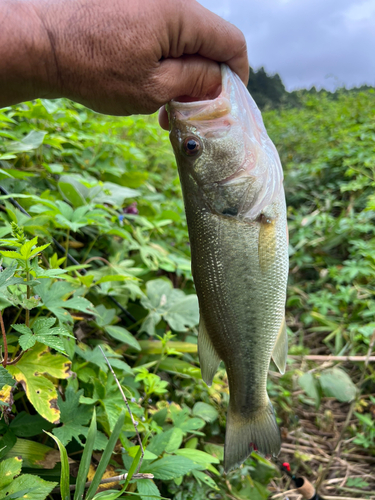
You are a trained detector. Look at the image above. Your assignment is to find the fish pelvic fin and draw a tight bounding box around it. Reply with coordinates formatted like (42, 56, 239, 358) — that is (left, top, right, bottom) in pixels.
(272, 317, 288, 375)
(224, 399, 281, 472)
(198, 315, 221, 387)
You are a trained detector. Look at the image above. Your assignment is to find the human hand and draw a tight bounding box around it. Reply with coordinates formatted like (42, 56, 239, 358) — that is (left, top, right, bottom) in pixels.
(0, 0, 248, 120)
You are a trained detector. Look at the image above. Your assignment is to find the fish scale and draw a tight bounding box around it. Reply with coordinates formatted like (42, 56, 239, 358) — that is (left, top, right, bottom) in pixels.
(168, 64, 289, 471)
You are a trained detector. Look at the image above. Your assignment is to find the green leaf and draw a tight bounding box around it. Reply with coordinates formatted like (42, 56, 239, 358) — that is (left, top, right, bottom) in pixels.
(92, 182, 140, 206)
(58, 176, 88, 207)
(298, 372, 321, 407)
(147, 429, 176, 457)
(175, 448, 220, 467)
(0, 250, 23, 260)
(137, 340, 197, 355)
(0, 429, 17, 460)
(142, 455, 201, 480)
(85, 410, 125, 500)
(319, 368, 357, 402)
(122, 443, 143, 491)
(185, 437, 198, 449)
(0, 263, 21, 290)
(7, 343, 71, 423)
(34, 334, 67, 354)
(75, 345, 133, 375)
(0, 457, 22, 488)
(236, 476, 270, 500)
(74, 409, 97, 500)
(53, 387, 107, 450)
(127, 446, 157, 460)
(105, 326, 141, 351)
(164, 428, 183, 454)
(203, 443, 224, 461)
(0, 366, 15, 390)
(10, 412, 53, 437)
(34, 279, 96, 324)
(18, 333, 37, 350)
(192, 470, 220, 490)
(9, 130, 47, 152)
(177, 417, 205, 434)
(19, 236, 38, 258)
(346, 477, 369, 488)
(5, 438, 60, 469)
(95, 305, 116, 327)
(192, 402, 218, 423)
(0, 473, 56, 500)
(32, 317, 56, 333)
(140, 279, 199, 336)
(158, 357, 201, 379)
(137, 479, 161, 500)
(44, 432, 70, 500)
(12, 324, 32, 335)
(91, 491, 121, 500)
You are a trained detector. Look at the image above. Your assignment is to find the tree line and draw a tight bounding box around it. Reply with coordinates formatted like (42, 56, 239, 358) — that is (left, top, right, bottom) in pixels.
(247, 66, 375, 110)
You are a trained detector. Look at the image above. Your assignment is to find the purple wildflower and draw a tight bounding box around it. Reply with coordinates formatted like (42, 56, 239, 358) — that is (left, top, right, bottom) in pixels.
(123, 202, 138, 215)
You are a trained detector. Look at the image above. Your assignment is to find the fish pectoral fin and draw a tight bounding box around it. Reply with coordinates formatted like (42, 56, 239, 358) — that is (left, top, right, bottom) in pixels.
(198, 315, 221, 387)
(258, 214, 277, 273)
(271, 317, 288, 375)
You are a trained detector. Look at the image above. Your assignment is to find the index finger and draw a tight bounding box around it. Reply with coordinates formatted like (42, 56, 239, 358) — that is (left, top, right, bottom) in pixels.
(172, 0, 249, 85)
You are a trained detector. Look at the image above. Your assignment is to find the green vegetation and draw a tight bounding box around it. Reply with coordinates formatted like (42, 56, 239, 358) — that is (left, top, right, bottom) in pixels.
(0, 87, 375, 499)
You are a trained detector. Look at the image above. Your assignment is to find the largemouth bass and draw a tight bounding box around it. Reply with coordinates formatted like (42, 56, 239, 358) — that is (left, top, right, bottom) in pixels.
(168, 65, 289, 471)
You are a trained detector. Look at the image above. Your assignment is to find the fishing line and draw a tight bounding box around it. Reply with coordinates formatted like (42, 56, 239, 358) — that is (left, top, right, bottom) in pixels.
(0, 185, 136, 323)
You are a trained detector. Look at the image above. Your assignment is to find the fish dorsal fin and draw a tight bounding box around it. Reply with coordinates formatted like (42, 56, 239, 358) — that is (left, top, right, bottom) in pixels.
(198, 315, 221, 387)
(271, 317, 288, 374)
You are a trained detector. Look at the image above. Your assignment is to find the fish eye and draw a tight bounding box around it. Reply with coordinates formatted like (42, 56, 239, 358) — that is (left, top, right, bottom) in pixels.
(182, 136, 202, 157)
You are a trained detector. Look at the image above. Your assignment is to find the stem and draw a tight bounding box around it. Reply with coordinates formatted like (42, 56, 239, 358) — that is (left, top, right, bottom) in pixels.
(0, 309, 8, 367)
(98, 346, 145, 474)
(153, 343, 166, 374)
(25, 268, 30, 328)
(30, 308, 43, 328)
(81, 235, 98, 264)
(64, 228, 70, 268)
(51, 473, 154, 494)
(7, 350, 24, 365)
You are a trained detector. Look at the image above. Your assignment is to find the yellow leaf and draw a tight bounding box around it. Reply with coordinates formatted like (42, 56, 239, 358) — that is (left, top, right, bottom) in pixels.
(7, 343, 72, 423)
(0, 384, 13, 406)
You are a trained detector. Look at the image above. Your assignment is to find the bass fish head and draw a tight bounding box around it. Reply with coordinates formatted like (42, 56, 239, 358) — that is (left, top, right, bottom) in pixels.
(168, 65, 284, 221)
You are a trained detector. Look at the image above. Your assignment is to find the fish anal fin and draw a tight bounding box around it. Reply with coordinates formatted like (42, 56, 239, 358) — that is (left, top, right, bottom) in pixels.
(272, 317, 288, 375)
(198, 315, 221, 387)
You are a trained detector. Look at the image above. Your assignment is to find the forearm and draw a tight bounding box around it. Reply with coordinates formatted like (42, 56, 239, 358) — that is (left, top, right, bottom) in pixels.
(0, 0, 248, 116)
(0, 0, 54, 107)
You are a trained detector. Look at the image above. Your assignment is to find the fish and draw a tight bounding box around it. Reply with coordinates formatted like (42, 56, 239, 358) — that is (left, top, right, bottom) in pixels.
(167, 64, 289, 472)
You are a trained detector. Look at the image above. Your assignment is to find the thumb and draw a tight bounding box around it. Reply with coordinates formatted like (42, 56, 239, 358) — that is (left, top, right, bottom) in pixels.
(156, 55, 222, 104)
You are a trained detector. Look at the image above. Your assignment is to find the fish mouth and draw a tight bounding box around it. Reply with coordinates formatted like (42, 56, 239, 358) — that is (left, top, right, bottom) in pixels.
(167, 65, 236, 131)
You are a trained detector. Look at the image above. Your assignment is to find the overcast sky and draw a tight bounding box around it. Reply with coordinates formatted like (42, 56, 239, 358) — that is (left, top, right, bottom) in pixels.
(198, 0, 375, 91)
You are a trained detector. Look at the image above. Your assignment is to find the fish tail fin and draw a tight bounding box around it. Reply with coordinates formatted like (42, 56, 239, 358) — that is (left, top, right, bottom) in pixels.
(224, 399, 281, 472)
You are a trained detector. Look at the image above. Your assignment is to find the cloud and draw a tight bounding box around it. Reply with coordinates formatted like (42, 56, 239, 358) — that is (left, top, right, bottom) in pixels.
(198, 0, 375, 90)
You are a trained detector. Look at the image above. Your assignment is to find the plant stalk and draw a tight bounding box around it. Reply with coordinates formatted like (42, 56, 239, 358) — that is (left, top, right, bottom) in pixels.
(0, 309, 8, 367)
(51, 473, 154, 494)
(99, 346, 145, 474)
